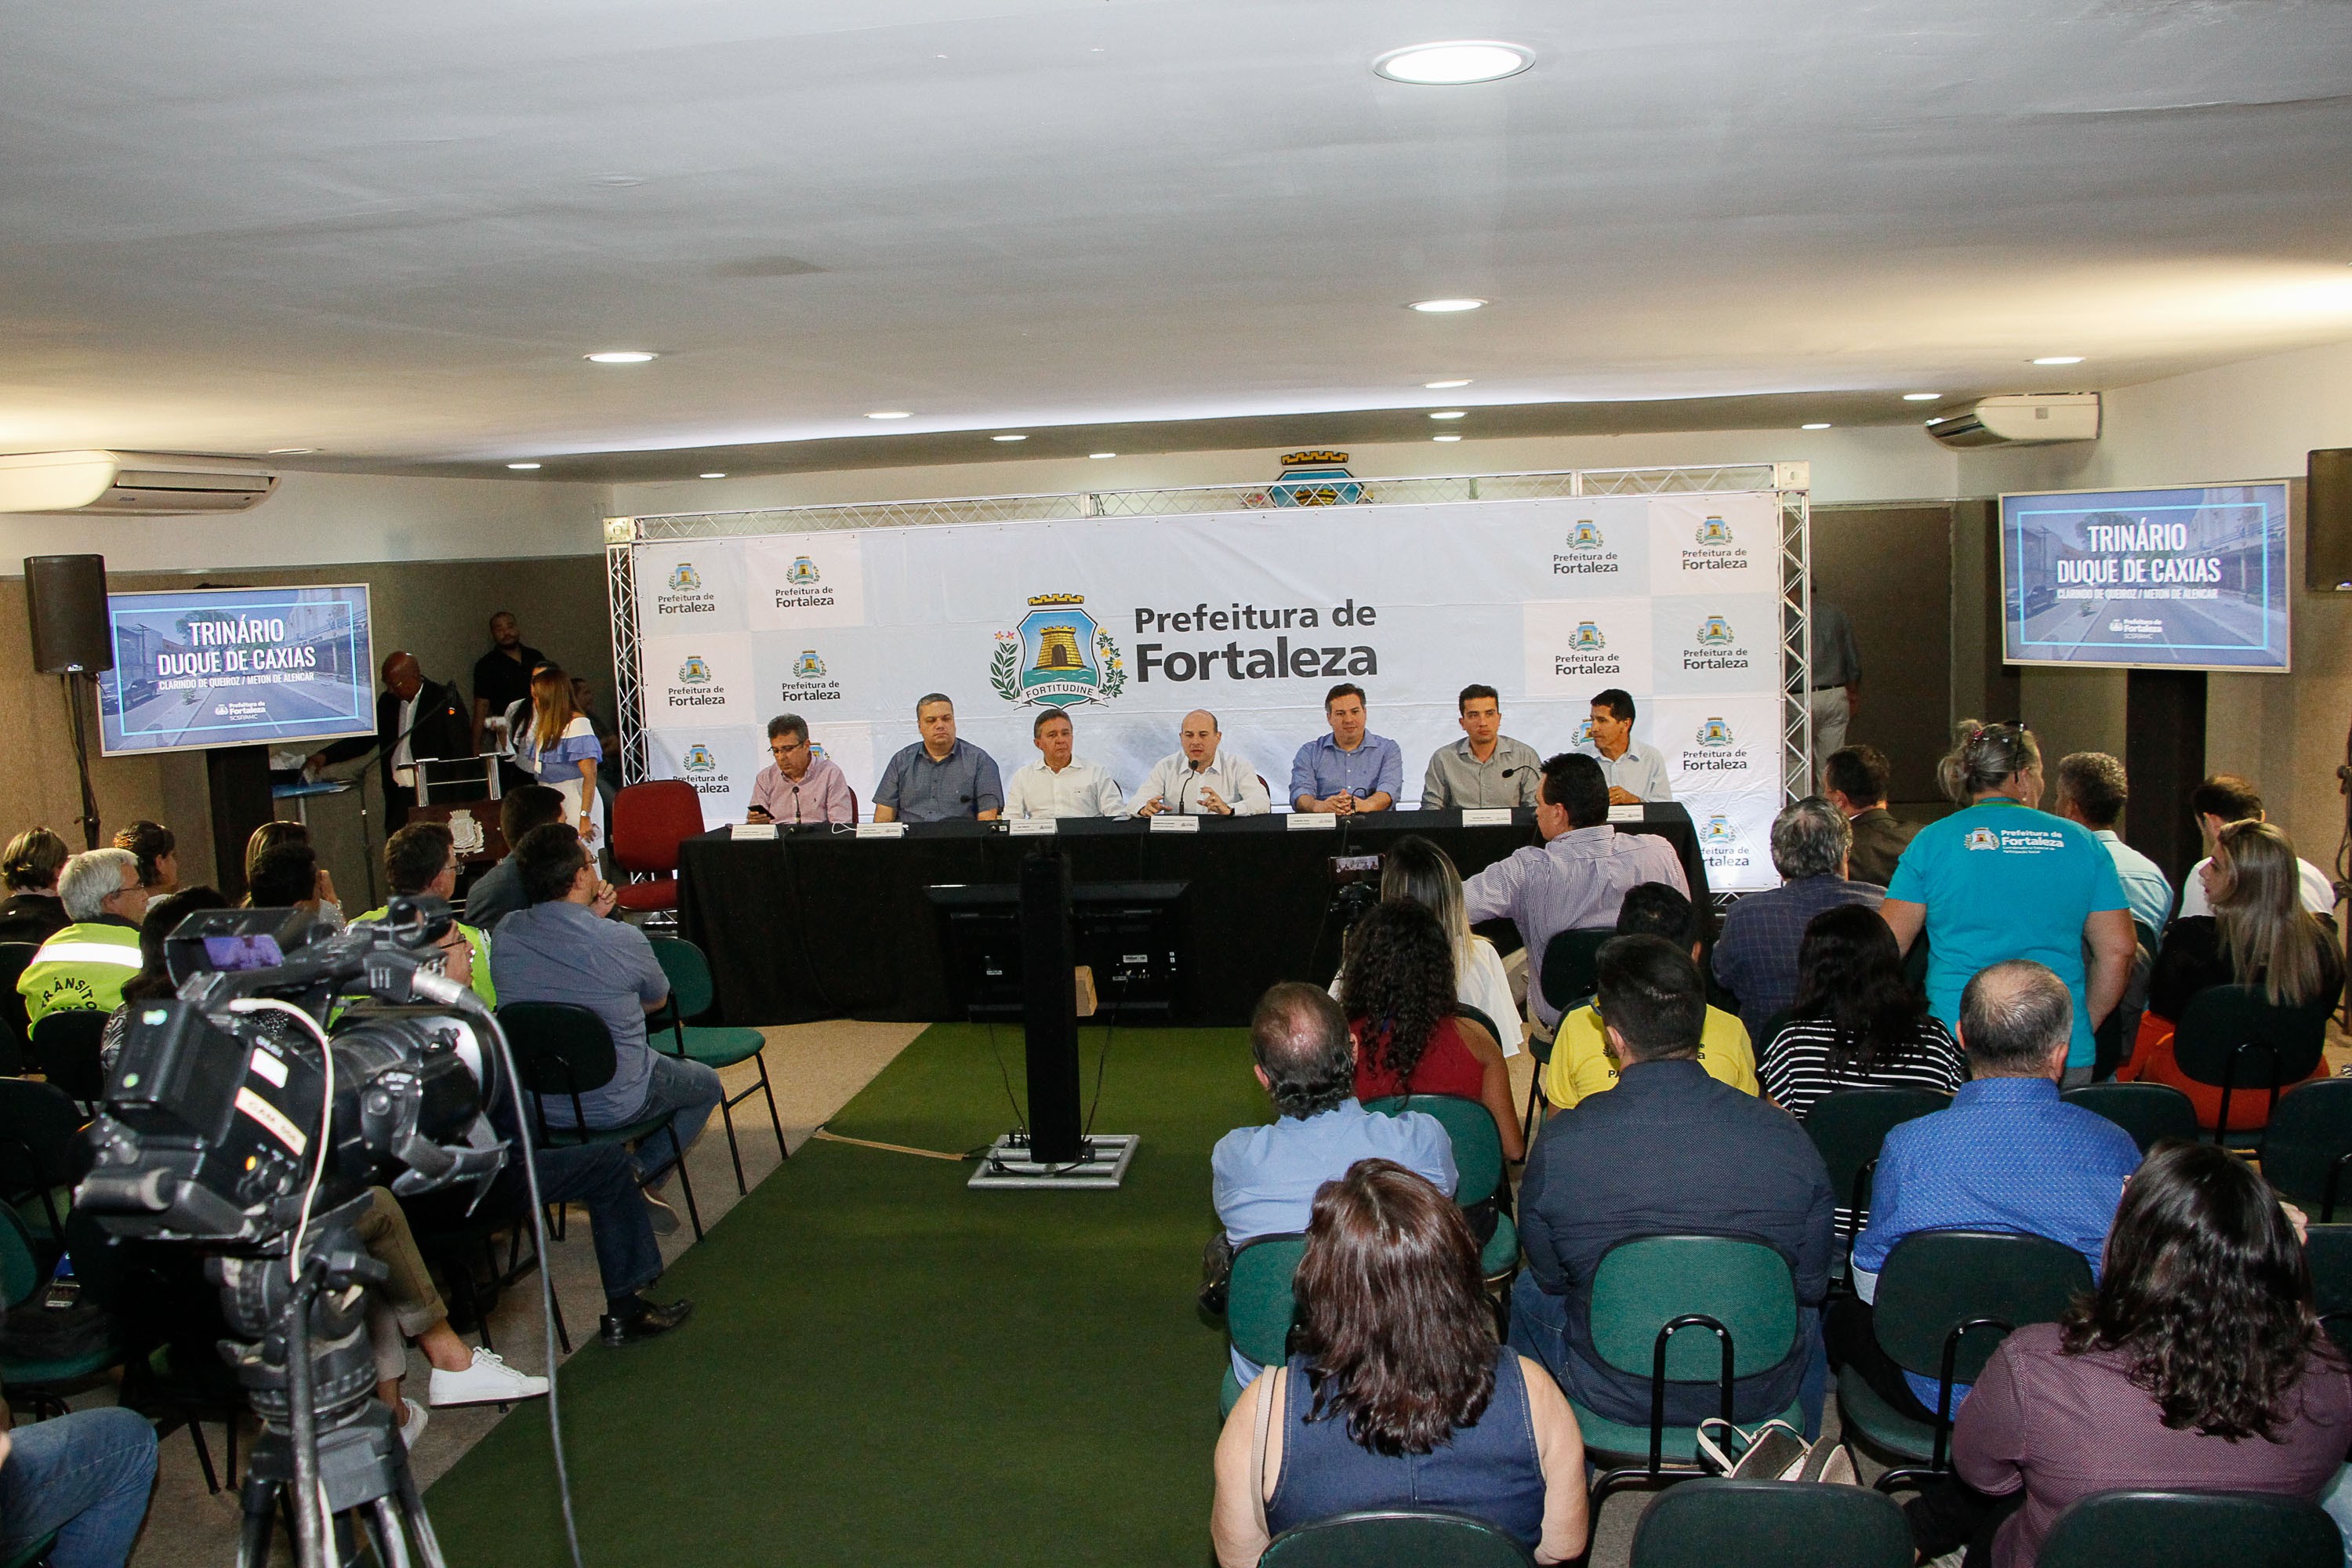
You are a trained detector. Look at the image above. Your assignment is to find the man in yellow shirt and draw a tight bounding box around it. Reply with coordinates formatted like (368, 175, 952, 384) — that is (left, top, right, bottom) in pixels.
(1545, 882, 1757, 1109)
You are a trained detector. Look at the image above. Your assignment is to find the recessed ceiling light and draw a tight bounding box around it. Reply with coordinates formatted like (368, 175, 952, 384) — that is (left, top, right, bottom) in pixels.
(992, 434, 1027, 442)
(1408, 298, 1487, 313)
(1090, 452, 1116, 459)
(1902, 392, 1941, 401)
(1429, 410, 1467, 420)
(700, 472, 727, 479)
(1432, 434, 1463, 443)
(2031, 355, 2084, 365)
(1801, 423, 1832, 430)
(506, 462, 542, 470)
(1374, 42, 1534, 85)
(866, 410, 912, 420)
(1424, 379, 1472, 389)
(584, 350, 657, 364)
(266, 447, 317, 456)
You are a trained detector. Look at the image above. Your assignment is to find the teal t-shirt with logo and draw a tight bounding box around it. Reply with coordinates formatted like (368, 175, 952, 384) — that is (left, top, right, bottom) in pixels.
(1885, 798, 2128, 1068)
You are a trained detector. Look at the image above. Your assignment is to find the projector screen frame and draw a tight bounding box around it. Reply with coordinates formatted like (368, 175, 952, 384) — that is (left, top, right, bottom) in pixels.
(93, 581, 379, 758)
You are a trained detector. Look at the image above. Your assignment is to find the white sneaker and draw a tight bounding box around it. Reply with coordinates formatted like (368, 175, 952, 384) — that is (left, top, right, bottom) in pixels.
(399, 1397, 429, 1450)
(428, 1347, 551, 1408)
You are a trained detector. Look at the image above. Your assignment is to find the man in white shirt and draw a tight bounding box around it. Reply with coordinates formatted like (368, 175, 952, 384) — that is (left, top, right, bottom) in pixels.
(1003, 710, 1125, 818)
(1575, 688, 1675, 805)
(1131, 710, 1271, 817)
(2177, 774, 2339, 919)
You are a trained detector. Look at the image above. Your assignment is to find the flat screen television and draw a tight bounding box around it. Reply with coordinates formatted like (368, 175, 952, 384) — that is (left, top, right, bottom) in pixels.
(1998, 482, 2290, 671)
(96, 584, 376, 757)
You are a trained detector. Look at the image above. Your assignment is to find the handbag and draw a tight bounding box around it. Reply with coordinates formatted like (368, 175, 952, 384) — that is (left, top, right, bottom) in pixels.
(1696, 1417, 1860, 1485)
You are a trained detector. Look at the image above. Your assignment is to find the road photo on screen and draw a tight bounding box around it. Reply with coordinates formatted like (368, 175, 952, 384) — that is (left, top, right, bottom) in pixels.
(1999, 482, 2289, 671)
(97, 583, 376, 756)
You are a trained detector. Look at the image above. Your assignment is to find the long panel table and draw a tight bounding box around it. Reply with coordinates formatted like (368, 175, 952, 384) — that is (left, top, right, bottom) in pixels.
(677, 805, 1705, 1026)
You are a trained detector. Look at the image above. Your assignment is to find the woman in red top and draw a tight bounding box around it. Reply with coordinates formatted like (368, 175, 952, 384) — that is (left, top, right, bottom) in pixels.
(1338, 899, 1523, 1161)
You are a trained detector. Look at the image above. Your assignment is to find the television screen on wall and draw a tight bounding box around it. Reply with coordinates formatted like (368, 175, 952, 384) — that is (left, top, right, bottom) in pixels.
(96, 584, 377, 756)
(1998, 482, 2290, 671)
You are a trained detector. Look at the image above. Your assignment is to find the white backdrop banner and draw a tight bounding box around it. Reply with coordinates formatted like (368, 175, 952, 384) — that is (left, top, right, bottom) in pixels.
(633, 492, 1789, 889)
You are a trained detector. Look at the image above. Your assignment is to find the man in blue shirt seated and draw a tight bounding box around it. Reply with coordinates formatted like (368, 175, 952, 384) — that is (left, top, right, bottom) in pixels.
(1289, 683, 1403, 814)
(872, 693, 1004, 822)
(1710, 797, 1885, 1040)
(1510, 935, 1835, 1434)
(1829, 958, 2141, 1419)
(1211, 982, 1455, 1382)
(489, 823, 724, 1234)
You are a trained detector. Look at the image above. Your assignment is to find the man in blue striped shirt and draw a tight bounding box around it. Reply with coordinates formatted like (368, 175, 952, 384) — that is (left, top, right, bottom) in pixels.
(1289, 683, 1403, 813)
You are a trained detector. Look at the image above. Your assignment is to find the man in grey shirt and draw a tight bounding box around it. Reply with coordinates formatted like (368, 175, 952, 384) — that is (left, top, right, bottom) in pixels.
(1421, 684, 1543, 810)
(873, 693, 1004, 823)
(489, 822, 724, 1232)
(1809, 601, 1861, 786)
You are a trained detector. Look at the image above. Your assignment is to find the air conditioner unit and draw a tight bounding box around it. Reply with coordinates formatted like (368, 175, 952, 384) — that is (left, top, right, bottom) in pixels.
(1923, 393, 2100, 449)
(0, 451, 280, 515)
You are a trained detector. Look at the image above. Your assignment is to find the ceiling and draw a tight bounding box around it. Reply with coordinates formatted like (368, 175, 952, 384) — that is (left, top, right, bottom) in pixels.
(5, 0, 2351, 478)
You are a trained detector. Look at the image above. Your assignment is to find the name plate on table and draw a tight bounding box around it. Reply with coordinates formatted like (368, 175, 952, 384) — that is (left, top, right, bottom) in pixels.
(1461, 808, 1515, 827)
(1148, 813, 1200, 833)
(1607, 804, 1646, 822)
(1007, 817, 1058, 837)
(855, 822, 907, 840)
(731, 822, 778, 840)
(1285, 812, 1337, 831)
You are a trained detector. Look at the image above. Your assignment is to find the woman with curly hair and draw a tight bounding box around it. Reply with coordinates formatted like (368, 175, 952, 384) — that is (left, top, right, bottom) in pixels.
(1210, 1160, 1587, 1566)
(1336, 899, 1522, 1161)
(1948, 1141, 2352, 1568)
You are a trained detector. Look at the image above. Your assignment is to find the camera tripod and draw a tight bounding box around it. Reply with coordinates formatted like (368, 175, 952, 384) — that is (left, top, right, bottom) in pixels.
(213, 1196, 449, 1568)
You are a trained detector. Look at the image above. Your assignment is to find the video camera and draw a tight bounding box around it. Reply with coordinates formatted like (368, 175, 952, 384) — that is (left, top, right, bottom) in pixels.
(1327, 851, 1384, 930)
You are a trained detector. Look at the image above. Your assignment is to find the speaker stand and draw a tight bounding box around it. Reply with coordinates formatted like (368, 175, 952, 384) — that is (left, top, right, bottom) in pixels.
(61, 673, 101, 851)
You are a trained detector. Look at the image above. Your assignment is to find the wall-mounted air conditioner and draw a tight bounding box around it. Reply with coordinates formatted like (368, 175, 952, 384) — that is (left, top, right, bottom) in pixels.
(0, 451, 280, 514)
(1924, 393, 2101, 448)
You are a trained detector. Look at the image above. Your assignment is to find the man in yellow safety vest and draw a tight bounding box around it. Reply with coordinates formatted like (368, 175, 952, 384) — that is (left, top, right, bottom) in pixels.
(20, 848, 149, 1029)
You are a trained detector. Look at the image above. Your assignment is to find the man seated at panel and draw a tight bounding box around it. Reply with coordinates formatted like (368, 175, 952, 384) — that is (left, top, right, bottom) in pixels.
(1421, 684, 1543, 811)
(1711, 797, 1884, 1040)
(19, 848, 147, 1029)
(750, 712, 856, 826)
(462, 784, 567, 934)
(490, 824, 724, 1233)
(1574, 688, 1674, 805)
(2177, 773, 2336, 920)
(1822, 744, 1916, 887)
(1290, 683, 1402, 815)
(1546, 883, 1756, 1110)
(1131, 710, 1269, 817)
(873, 694, 1003, 823)
(354, 822, 497, 1005)
(1461, 753, 1688, 1041)
(1831, 960, 2141, 1423)
(1211, 983, 1455, 1384)
(2050, 751, 2171, 938)
(1004, 710, 1126, 819)
(1511, 934, 1834, 1433)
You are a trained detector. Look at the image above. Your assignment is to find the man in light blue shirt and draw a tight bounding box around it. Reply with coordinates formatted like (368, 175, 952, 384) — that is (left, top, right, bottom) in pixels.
(2053, 751, 2172, 936)
(1289, 682, 1403, 813)
(1211, 983, 1455, 1381)
(1576, 688, 1675, 804)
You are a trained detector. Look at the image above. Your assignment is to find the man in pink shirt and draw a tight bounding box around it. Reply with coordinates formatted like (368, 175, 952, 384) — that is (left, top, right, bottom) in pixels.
(747, 713, 855, 825)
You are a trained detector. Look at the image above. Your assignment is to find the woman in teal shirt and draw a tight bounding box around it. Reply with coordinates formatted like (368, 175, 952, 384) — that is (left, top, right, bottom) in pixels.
(1879, 721, 2134, 1083)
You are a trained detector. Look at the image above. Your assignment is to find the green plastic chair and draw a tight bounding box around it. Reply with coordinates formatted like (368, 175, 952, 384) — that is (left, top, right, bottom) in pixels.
(648, 935, 786, 1194)
(2303, 1224, 2352, 1360)
(28, 1010, 107, 1106)
(2259, 1079, 2352, 1222)
(1837, 1229, 2090, 1492)
(0, 1077, 82, 1250)
(0, 1205, 119, 1410)
(1631, 1478, 1912, 1568)
(0, 1530, 58, 1568)
(1454, 1003, 1506, 1052)
(498, 1000, 704, 1241)
(1259, 1509, 1535, 1567)
(2036, 1489, 2342, 1568)
(1800, 1087, 1947, 1276)
(2062, 1081, 2202, 1156)
(1572, 1235, 1802, 1518)
(1363, 1094, 1521, 1314)
(2170, 984, 2332, 1140)
(1218, 1232, 1305, 1416)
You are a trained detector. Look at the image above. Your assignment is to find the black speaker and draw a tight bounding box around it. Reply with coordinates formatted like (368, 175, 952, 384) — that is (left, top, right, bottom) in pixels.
(2308, 448, 2352, 592)
(24, 554, 111, 673)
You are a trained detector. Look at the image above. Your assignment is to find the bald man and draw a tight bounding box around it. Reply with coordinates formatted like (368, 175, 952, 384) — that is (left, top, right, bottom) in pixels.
(311, 650, 474, 822)
(1129, 710, 1271, 816)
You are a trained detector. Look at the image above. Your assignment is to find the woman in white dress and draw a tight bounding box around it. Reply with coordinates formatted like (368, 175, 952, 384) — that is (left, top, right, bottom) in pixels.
(512, 663, 604, 848)
(1330, 833, 1523, 1058)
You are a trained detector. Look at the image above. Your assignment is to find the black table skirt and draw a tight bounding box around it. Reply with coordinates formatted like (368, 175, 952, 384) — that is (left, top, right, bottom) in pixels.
(677, 806, 1707, 1027)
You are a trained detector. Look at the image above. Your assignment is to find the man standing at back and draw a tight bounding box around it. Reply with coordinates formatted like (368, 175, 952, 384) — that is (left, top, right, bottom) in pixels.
(873, 694, 1003, 822)
(1823, 745, 1916, 887)
(1711, 797, 1884, 1040)
(470, 610, 545, 759)
(1421, 684, 1543, 810)
(1290, 684, 1401, 815)
(310, 651, 470, 825)
(1462, 753, 1688, 1041)
(1511, 935, 1834, 1431)
(2176, 774, 2338, 919)
(1211, 983, 1456, 1383)
(2051, 752, 2170, 938)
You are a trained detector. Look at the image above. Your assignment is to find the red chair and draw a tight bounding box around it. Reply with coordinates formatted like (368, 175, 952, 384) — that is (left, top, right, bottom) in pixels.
(611, 780, 705, 913)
